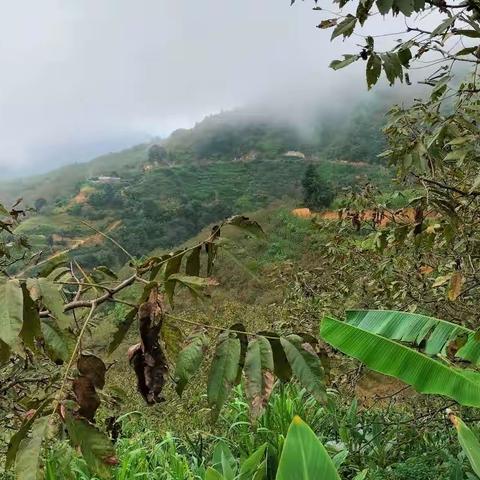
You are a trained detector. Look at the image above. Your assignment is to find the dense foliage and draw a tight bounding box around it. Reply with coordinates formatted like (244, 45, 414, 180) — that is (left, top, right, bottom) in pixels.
(3, 0, 480, 478)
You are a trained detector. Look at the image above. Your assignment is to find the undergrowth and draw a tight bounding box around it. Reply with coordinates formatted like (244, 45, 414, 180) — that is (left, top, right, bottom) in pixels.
(43, 384, 477, 480)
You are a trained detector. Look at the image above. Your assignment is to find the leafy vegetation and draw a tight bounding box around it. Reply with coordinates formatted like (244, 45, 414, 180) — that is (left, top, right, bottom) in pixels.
(3, 0, 480, 478)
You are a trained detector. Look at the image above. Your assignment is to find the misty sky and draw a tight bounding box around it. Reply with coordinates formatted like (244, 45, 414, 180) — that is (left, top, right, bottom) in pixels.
(0, 0, 411, 178)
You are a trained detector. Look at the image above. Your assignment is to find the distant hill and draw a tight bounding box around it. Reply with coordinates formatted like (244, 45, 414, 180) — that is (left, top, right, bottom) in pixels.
(3, 96, 392, 269)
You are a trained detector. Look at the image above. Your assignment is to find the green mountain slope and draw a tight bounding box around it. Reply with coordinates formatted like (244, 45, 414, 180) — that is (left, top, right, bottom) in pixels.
(3, 97, 391, 269)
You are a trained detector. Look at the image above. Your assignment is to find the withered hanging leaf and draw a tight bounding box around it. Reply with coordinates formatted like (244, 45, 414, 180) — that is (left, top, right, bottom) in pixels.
(64, 409, 117, 479)
(128, 343, 150, 403)
(207, 330, 241, 421)
(448, 272, 465, 301)
(78, 353, 107, 389)
(135, 302, 168, 404)
(317, 18, 337, 29)
(244, 336, 275, 420)
(230, 322, 248, 385)
(73, 376, 101, 422)
(185, 246, 202, 276)
(224, 216, 265, 238)
(174, 332, 209, 396)
(259, 332, 292, 382)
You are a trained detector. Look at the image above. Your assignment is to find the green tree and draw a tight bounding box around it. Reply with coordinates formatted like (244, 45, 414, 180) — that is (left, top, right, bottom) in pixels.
(302, 164, 334, 209)
(148, 144, 167, 163)
(34, 198, 47, 212)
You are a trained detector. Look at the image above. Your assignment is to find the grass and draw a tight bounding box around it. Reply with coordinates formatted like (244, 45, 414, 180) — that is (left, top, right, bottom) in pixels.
(43, 385, 475, 480)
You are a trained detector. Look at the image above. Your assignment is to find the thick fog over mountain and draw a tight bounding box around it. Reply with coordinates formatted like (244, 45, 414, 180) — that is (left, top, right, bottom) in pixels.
(0, 0, 427, 177)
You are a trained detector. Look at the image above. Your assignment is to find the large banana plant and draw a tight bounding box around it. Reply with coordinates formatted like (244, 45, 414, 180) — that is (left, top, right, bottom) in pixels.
(320, 310, 480, 407)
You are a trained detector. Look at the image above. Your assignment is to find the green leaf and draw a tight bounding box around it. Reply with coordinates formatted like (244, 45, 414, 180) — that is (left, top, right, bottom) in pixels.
(453, 29, 480, 38)
(15, 416, 49, 480)
(167, 274, 217, 300)
(174, 333, 208, 396)
(280, 335, 327, 404)
(381, 52, 403, 85)
(239, 444, 267, 480)
(206, 467, 225, 480)
(164, 250, 185, 278)
(161, 318, 184, 362)
(212, 441, 236, 480)
(413, 0, 425, 10)
(276, 416, 341, 480)
(207, 330, 241, 421)
(231, 322, 248, 385)
(356, 0, 374, 25)
(20, 285, 41, 350)
(260, 332, 292, 382)
(376, 0, 394, 14)
(321, 316, 480, 407)
(64, 410, 117, 479)
(94, 266, 118, 280)
(366, 53, 382, 89)
(394, 0, 414, 15)
(185, 246, 201, 276)
(346, 309, 480, 362)
(107, 281, 157, 355)
(0, 279, 24, 347)
(27, 278, 70, 329)
(0, 339, 10, 365)
(41, 318, 73, 362)
(331, 14, 357, 40)
(330, 54, 359, 70)
(37, 254, 68, 278)
(6, 398, 51, 470)
(224, 215, 265, 238)
(398, 48, 412, 67)
(431, 15, 457, 36)
(244, 336, 275, 420)
(0, 202, 9, 216)
(450, 414, 480, 477)
(107, 307, 137, 355)
(164, 250, 186, 304)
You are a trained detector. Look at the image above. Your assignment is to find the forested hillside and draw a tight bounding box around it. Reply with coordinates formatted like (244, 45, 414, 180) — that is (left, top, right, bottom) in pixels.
(3, 95, 390, 268)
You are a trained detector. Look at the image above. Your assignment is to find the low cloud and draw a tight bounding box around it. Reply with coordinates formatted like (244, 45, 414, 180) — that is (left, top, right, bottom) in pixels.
(0, 0, 423, 177)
